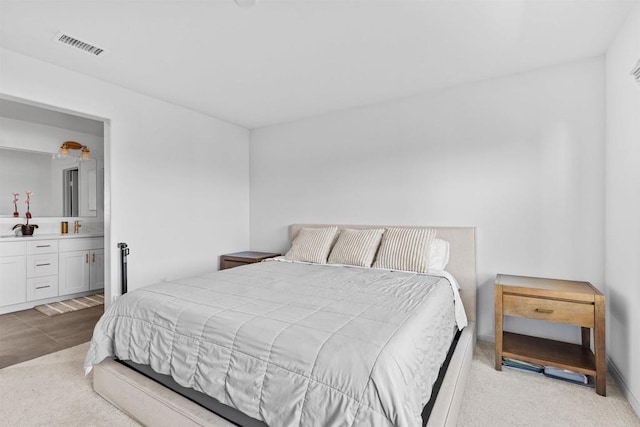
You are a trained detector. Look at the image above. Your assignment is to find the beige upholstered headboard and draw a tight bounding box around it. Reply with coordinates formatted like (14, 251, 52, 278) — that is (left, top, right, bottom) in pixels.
(289, 224, 477, 322)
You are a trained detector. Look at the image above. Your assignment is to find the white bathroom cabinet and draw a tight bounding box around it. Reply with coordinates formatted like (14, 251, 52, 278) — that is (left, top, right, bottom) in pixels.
(0, 235, 103, 314)
(59, 238, 104, 296)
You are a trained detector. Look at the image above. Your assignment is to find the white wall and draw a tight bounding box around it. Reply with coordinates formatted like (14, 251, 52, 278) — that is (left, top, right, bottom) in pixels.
(605, 3, 640, 415)
(250, 57, 606, 343)
(0, 48, 251, 303)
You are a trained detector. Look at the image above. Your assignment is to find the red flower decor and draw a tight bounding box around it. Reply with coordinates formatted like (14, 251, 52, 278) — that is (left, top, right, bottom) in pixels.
(25, 191, 32, 221)
(12, 191, 38, 235)
(12, 192, 19, 217)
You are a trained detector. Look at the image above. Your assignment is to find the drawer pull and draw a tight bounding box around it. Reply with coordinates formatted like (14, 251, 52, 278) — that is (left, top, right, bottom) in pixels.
(36, 245, 51, 248)
(535, 308, 554, 314)
(35, 285, 50, 290)
(86, 254, 89, 263)
(36, 263, 51, 267)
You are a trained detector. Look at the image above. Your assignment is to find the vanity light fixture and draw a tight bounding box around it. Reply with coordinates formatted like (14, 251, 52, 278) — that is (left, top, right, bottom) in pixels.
(58, 141, 90, 159)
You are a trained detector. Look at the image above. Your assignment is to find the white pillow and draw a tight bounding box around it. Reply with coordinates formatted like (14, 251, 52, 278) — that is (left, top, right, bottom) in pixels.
(328, 228, 385, 267)
(372, 228, 436, 273)
(429, 238, 450, 271)
(285, 226, 338, 264)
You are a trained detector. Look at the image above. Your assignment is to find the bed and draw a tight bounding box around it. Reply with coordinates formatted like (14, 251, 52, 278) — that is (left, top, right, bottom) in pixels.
(86, 225, 476, 427)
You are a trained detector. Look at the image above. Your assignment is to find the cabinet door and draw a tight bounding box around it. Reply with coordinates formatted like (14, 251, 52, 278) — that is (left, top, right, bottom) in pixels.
(90, 249, 104, 290)
(59, 250, 90, 295)
(0, 256, 27, 306)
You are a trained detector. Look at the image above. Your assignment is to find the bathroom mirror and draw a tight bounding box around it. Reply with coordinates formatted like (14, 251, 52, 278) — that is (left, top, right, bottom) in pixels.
(0, 147, 98, 218)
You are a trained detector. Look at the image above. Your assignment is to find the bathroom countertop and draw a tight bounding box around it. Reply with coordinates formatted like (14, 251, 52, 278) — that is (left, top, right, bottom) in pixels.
(0, 232, 104, 242)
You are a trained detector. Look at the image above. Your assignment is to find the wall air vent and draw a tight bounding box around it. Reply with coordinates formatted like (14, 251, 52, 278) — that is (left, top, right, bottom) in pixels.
(632, 58, 640, 86)
(55, 33, 106, 57)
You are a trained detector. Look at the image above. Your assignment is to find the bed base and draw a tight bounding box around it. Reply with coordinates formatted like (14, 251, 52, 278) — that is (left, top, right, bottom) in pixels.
(93, 321, 475, 427)
(425, 321, 475, 427)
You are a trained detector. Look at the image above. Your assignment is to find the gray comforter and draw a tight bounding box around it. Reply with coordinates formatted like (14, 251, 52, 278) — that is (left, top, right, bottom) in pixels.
(85, 260, 462, 427)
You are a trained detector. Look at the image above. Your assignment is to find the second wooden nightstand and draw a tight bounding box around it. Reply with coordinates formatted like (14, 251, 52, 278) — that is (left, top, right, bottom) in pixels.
(495, 274, 606, 396)
(220, 251, 280, 270)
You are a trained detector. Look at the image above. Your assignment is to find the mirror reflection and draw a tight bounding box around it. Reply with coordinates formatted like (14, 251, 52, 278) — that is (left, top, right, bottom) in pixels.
(0, 147, 98, 218)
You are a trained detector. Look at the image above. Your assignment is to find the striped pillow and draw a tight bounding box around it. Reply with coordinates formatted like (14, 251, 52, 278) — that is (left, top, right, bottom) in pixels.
(328, 228, 385, 267)
(372, 228, 437, 273)
(285, 226, 338, 264)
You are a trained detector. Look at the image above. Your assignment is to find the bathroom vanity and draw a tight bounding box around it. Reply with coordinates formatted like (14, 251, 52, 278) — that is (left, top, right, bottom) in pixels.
(0, 233, 103, 314)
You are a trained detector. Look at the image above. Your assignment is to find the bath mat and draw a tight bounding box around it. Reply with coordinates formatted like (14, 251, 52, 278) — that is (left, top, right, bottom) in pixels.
(34, 294, 104, 317)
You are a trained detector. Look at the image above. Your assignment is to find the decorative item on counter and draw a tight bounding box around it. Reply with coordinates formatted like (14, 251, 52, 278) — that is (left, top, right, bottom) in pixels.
(25, 191, 32, 219)
(12, 192, 19, 217)
(11, 191, 38, 236)
(61, 221, 69, 234)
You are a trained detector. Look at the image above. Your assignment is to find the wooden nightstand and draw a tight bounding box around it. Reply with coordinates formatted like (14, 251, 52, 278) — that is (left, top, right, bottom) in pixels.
(495, 274, 606, 396)
(219, 251, 280, 270)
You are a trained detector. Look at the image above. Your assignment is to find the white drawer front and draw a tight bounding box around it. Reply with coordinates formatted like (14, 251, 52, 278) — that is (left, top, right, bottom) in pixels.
(27, 276, 59, 301)
(0, 241, 26, 257)
(59, 237, 104, 253)
(27, 254, 59, 278)
(26, 240, 59, 255)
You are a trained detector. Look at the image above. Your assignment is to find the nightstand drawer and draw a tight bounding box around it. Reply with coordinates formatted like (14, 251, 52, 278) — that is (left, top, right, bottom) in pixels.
(220, 252, 280, 270)
(222, 260, 249, 269)
(503, 294, 594, 327)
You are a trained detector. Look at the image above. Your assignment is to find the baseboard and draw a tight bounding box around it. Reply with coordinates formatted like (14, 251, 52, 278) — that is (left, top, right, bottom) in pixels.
(477, 332, 495, 343)
(608, 357, 640, 418)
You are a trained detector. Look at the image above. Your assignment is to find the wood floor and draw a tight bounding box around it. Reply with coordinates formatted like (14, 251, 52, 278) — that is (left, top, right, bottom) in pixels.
(0, 305, 103, 369)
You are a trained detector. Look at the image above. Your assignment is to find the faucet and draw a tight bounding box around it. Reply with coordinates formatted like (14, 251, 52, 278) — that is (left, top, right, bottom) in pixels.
(74, 220, 81, 234)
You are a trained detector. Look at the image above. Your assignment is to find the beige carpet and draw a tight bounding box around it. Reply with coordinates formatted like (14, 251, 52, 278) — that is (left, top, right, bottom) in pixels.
(0, 340, 638, 426)
(459, 341, 640, 427)
(35, 294, 104, 316)
(0, 342, 139, 426)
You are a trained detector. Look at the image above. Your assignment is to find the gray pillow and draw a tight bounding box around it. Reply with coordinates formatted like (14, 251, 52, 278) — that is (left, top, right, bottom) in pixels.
(372, 228, 436, 273)
(328, 228, 385, 267)
(285, 226, 338, 264)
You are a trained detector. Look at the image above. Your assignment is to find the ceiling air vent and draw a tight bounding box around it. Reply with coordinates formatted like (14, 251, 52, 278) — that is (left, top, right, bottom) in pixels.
(56, 33, 106, 57)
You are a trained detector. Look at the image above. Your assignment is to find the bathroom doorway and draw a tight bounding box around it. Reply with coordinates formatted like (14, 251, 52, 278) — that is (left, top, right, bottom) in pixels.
(0, 94, 111, 367)
(63, 167, 79, 217)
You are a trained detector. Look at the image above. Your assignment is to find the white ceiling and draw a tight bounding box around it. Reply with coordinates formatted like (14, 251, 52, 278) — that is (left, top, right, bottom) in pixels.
(0, 0, 636, 129)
